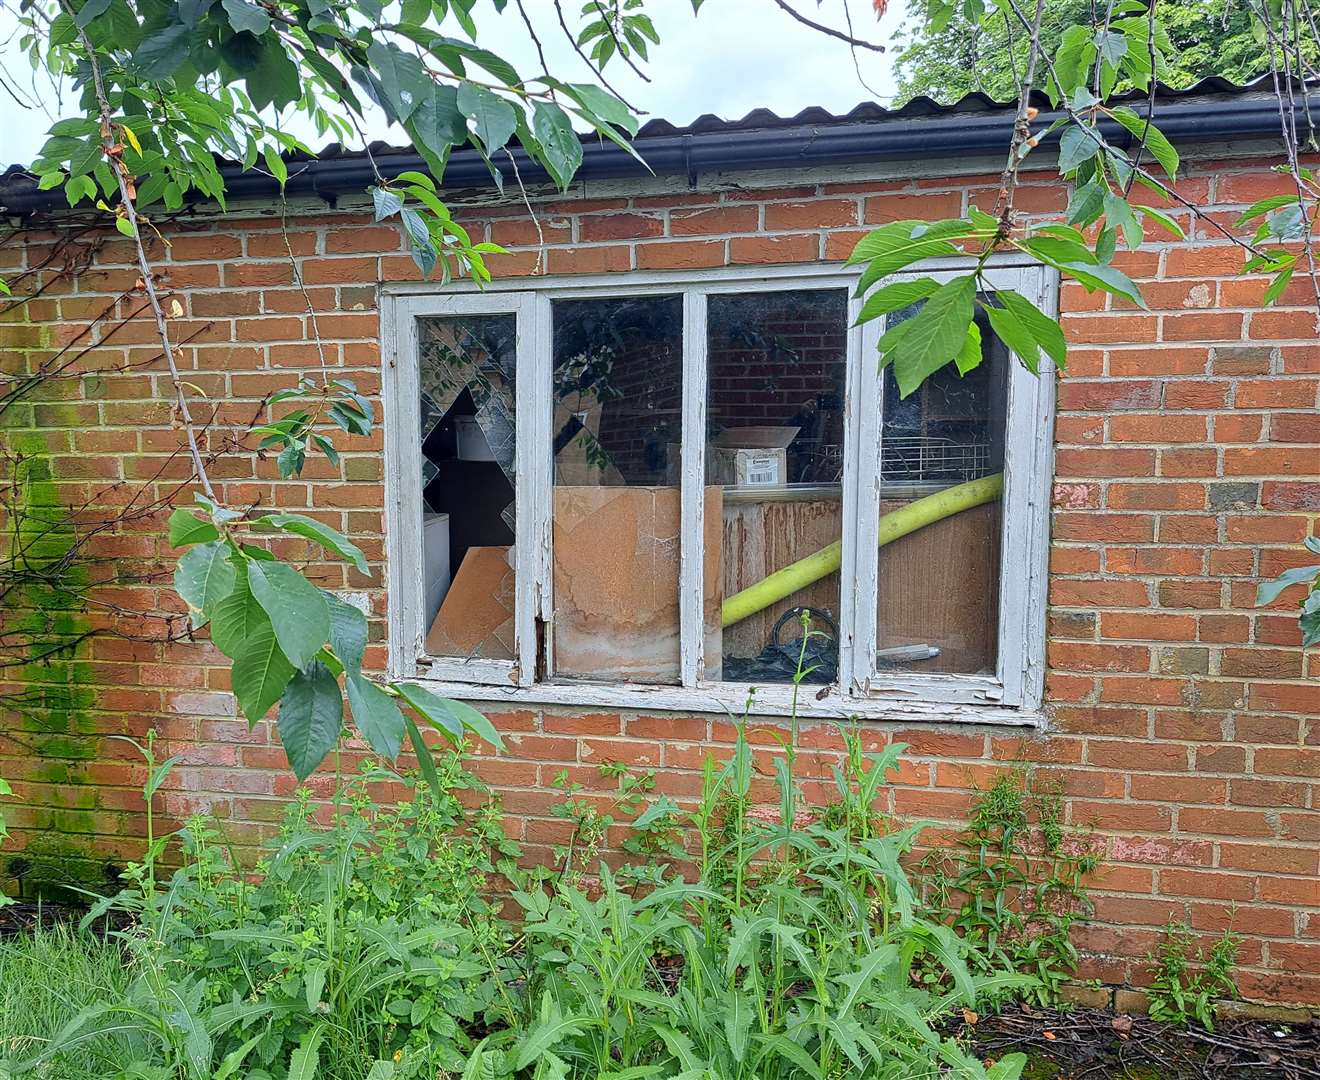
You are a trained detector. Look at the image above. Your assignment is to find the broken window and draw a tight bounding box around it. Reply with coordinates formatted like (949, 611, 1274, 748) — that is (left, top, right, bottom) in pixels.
(876, 304, 1008, 676)
(708, 289, 849, 685)
(417, 313, 517, 665)
(549, 295, 690, 684)
(387, 262, 1054, 717)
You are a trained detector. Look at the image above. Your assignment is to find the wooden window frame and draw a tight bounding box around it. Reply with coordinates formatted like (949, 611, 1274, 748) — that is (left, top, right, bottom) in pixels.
(382, 256, 1055, 726)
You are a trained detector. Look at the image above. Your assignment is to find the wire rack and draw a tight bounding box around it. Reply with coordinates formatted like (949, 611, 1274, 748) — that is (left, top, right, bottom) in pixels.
(881, 436, 991, 485)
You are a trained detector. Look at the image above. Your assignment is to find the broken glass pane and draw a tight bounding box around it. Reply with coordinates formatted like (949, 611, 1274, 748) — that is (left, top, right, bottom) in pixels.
(417, 314, 517, 663)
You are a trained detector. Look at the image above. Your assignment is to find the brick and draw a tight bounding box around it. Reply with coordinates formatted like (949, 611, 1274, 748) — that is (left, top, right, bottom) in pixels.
(1261, 481, 1320, 511)
(1057, 380, 1161, 411)
(864, 192, 962, 222)
(579, 213, 664, 241)
(1100, 612, 1198, 641)
(1049, 641, 1151, 672)
(1224, 447, 1319, 476)
(729, 233, 818, 264)
(635, 239, 725, 270)
(1162, 312, 1244, 341)
(669, 205, 759, 236)
(546, 245, 631, 274)
(764, 199, 858, 230)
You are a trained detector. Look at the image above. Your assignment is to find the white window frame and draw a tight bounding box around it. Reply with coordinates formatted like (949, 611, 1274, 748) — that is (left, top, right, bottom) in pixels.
(382, 256, 1055, 727)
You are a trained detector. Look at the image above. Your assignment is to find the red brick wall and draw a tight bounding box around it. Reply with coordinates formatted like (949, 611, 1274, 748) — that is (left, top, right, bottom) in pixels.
(1, 154, 1318, 1007)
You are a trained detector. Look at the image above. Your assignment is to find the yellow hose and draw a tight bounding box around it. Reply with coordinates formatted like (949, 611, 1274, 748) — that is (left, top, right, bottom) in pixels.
(720, 473, 1004, 628)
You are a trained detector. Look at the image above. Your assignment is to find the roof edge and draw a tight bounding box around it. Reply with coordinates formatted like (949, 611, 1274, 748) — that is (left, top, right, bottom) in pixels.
(0, 85, 1306, 216)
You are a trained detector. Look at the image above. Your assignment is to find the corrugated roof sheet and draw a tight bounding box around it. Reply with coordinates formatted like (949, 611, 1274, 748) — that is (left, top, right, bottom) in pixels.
(0, 78, 1297, 212)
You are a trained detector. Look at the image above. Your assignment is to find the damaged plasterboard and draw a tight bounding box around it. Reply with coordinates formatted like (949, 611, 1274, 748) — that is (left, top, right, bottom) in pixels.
(425, 545, 516, 660)
(551, 485, 722, 684)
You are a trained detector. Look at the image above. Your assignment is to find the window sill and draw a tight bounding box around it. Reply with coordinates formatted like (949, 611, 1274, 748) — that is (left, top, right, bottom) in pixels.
(404, 669, 1045, 728)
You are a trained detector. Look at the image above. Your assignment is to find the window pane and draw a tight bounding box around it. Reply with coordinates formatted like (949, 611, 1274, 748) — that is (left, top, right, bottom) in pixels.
(876, 302, 1007, 676)
(550, 295, 701, 684)
(417, 314, 517, 663)
(707, 289, 849, 685)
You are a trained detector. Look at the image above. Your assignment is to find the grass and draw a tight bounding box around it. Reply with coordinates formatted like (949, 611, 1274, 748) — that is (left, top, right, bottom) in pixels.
(0, 922, 141, 1078)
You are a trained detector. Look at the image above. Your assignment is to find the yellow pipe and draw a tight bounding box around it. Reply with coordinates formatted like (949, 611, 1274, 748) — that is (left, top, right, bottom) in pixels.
(720, 473, 1005, 628)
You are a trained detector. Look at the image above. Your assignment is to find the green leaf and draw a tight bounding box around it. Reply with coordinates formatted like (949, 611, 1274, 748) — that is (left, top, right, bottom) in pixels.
(985, 303, 1041, 375)
(368, 40, 433, 122)
(1057, 124, 1100, 173)
(252, 513, 369, 574)
(1050, 24, 1096, 102)
(513, 992, 587, 1070)
(1062, 261, 1148, 309)
(1236, 193, 1300, 227)
(288, 1026, 325, 1080)
(1066, 182, 1106, 228)
(246, 40, 302, 111)
(855, 277, 941, 325)
(1110, 106, 1180, 179)
(881, 276, 976, 398)
(435, 697, 504, 751)
(457, 82, 517, 154)
(531, 101, 583, 190)
(74, 0, 112, 28)
(221, 0, 270, 34)
(347, 673, 405, 760)
(954, 319, 983, 375)
(988, 1053, 1029, 1080)
(372, 186, 405, 220)
(209, 567, 270, 659)
(394, 681, 464, 743)
(168, 508, 219, 547)
(1137, 204, 1185, 240)
(1256, 564, 1320, 606)
(246, 561, 330, 668)
(563, 82, 639, 135)
(175, 542, 237, 627)
(998, 289, 1068, 370)
(724, 991, 753, 1063)
(131, 24, 191, 78)
(1103, 191, 1144, 250)
(408, 83, 467, 172)
(847, 219, 979, 291)
(263, 144, 288, 188)
(326, 594, 368, 674)
(232, 621, 296, 723)
(1262, 266, 1295, 306)
(278, 661, 343, 780)
(403, 711, 441, 794)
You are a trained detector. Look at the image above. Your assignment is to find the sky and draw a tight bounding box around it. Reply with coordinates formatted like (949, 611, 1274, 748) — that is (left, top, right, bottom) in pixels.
(1, 0, 908, 165)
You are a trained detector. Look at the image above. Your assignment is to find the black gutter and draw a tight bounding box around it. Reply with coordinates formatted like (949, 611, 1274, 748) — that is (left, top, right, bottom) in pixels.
(0, 90, 1300, 216)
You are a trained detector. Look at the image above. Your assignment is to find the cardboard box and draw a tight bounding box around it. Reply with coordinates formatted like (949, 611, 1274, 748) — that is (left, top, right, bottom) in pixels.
(708, 446, 786, 487)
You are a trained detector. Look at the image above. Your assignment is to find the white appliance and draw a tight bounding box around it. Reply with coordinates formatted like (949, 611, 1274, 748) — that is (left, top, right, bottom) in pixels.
(423, 512, 452, 625)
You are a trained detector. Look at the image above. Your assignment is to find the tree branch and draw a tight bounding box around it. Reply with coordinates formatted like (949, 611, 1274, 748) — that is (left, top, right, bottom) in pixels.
(771, 0, 887, 52)
(67, 14, 217, 503)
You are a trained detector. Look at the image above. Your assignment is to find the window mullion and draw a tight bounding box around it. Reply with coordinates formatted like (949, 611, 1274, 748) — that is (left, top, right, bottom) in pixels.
(996, 264, 1055, 709)
(846, 299, 883, 696)
(680, 289, 708, 688)
(514, 293, 552, 687)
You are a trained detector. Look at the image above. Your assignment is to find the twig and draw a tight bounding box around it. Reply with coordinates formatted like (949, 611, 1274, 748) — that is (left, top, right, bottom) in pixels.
(551, 0, 641, 110)
(993, 0, 1047, 221)
(67, 14, 217, 503)
(771, 0, 887, 51)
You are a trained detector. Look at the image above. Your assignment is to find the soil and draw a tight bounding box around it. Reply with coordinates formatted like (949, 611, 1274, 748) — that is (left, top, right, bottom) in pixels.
(0, 899, 128, 937)
(951, 1006, 1320, 1080)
